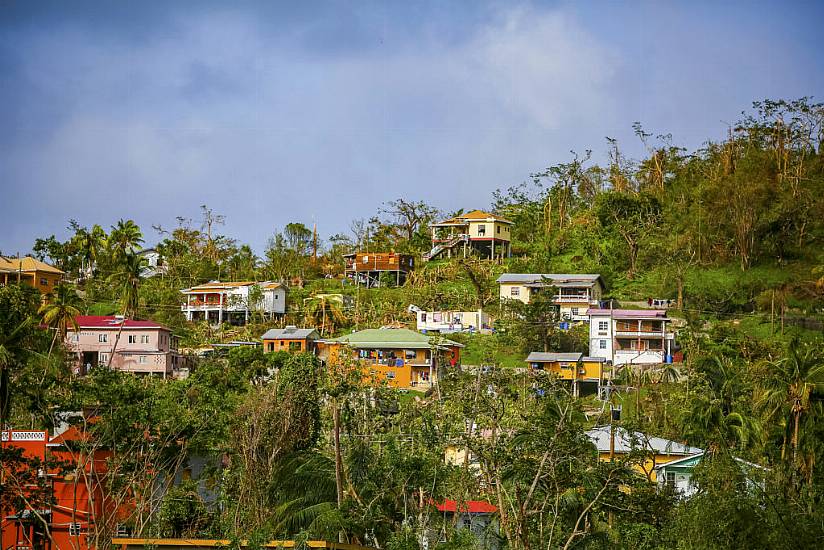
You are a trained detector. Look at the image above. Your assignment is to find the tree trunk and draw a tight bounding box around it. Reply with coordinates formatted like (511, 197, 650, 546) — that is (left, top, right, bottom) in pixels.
(333, 401, 345, 543)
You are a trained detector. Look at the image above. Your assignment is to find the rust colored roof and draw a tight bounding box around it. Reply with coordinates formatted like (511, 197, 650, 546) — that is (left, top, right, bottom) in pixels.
(183, 281, 256, 292)
(435, 499, 497, 514)
(0, 256, 64, 274)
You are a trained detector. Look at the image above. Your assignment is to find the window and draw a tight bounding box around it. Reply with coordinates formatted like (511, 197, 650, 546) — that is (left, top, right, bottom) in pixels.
(128, 335, 137, 344)
(510, 287, 520, 297)
(70, 334, 79, 343)
(138, 355, 147, 364)
(477, 224, 486, 236)
(98, 334, 108, 343)
(289, 341, 301, 351)
(421, 313, 427, 322)
(598, 321, 609, 331)
(386, 371, 395, 379)
(405, 349, 416, 359)
(141, 335, 150, 344)
(69, 523, 82, 536)
(599, 340, 607, 349)
(99, 352, 108, 363)
(40, 278, 49, 286)
(115, 524, 130, 537)
(571, 307, 579, 316)
(267, 342, 274, 352)
(666, 471, 676, 488)
(497, 225, 501, 234)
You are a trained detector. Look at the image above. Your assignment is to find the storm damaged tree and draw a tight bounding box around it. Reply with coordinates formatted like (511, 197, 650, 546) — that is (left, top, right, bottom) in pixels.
(595, 191, 661, 280)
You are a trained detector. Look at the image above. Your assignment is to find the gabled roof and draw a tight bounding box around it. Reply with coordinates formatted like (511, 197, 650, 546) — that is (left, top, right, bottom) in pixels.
(435, 499, 497, 514)
(586, 308, 668, 319)
(496, 273, 603, 288)
(434, 210, 513, 226)
(261, 326, 319, 340)
(0, 256, 64, 275)
(181, 281, 282, 293)
(586, 426, 702, 456)
(526, 352, 605, 363)
(72, 315, 167, 330)
(325, 328, 464, 349)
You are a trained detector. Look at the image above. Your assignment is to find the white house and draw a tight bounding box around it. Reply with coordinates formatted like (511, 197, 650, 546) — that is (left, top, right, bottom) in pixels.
(180, 281, 286, 325)
(138, 248, 167, 278)
(497, 273, 604, 322)
(587, 308, 675, 366)
(409, 305, 492, 334)
(654, 452, 768, 499)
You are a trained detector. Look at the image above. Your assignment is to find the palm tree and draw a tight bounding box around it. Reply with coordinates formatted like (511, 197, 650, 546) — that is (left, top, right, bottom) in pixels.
(73, 224, 107, 281)
(108, 219, 144, 262)
(38, 283, 81, 356)
(304, 295, 346, 336)
(758, 339, 824, 463)
(106, 252, 146, 368)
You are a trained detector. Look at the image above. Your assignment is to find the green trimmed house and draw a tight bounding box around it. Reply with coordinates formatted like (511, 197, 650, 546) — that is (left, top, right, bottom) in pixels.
(317, 328, 463, 390)
(655, 452, 768, 498)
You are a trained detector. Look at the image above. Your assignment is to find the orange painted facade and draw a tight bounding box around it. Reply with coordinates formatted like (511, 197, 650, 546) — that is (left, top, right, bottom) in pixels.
(1, 429, 117, 550)
(0, 257, 63, 294)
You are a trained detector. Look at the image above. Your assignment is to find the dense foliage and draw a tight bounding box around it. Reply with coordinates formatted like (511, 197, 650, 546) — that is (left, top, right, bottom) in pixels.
(3, 98, 824, 548)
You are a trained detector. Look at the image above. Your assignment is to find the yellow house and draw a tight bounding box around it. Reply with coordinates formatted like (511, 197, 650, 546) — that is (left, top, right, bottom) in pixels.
(497, 273, 604, 322)
(586, 426, 703, 482)
(0, 256, 63, 294)
(261, 326, 319, 353)
(317, 328, 463, 391)
(426, 210, 513, 261)
(526, 352, 607, 397)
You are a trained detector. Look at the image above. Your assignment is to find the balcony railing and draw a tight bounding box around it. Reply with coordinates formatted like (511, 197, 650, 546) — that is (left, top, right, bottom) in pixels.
(615, 330, 674, 338)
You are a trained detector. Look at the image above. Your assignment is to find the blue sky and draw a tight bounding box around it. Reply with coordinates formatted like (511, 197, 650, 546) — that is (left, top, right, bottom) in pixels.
(1, 0, 822, 255)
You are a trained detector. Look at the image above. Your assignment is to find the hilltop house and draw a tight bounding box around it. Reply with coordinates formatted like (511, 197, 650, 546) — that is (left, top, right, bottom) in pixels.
(426, 210, 513, 261)
(318, 328, 463, 390)
(525, 352, 608, 397)
(497, 273, 604, 322)
(261, 326, 320, 353)
(65, 315, 184, 377)
(343, 252, 414, 288)
(587, 308, 676, 366)
(0, 256, 63, 294)
(138, 248, 167, 278)
(587, 426, 703, 482)
(180, 281, 286, 325)
(410, 305, 492, 334)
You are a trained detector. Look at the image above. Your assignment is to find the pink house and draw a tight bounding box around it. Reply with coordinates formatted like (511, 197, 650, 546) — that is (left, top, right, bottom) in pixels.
(65, 316, 183, 377)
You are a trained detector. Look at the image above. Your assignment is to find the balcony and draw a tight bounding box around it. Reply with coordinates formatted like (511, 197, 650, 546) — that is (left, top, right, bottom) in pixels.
(614, 330, 674, 339)
(554, 294, 593, 303)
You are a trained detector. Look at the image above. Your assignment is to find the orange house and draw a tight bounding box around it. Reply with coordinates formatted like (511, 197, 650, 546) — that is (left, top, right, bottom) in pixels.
(1, 428, 118, 550)
(318, 328, 463, 390)
(0, 256, 63, 294)
(261, 326, 320, 353)
(525, 352, 608, 397)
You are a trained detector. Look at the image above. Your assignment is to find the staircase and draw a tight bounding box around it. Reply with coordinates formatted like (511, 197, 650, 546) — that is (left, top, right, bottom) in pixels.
(423, 234, 468, 261)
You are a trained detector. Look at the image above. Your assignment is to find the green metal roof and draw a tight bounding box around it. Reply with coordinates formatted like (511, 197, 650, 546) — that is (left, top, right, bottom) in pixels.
(326, 328, 463, 349)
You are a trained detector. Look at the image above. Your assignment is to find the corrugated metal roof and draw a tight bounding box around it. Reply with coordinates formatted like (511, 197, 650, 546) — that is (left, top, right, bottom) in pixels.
(325, 328, 463, 349)
(526, 352, 583, 362)
(586, 308, 668, 319)
(496, 273, 602, 286)
(72, 315, 167, 330)
(261, 327, 319, 340)
(586, 426, 701, 456)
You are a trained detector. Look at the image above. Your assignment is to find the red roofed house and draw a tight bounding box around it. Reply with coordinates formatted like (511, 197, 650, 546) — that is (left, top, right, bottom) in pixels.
(1, 429, 117, 550)
(65, 316, 183, 377)
(433, 499, 499, 546)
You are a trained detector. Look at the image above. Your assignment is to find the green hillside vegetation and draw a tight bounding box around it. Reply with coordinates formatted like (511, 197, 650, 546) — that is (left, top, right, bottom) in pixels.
(2, 98, 824, 548)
